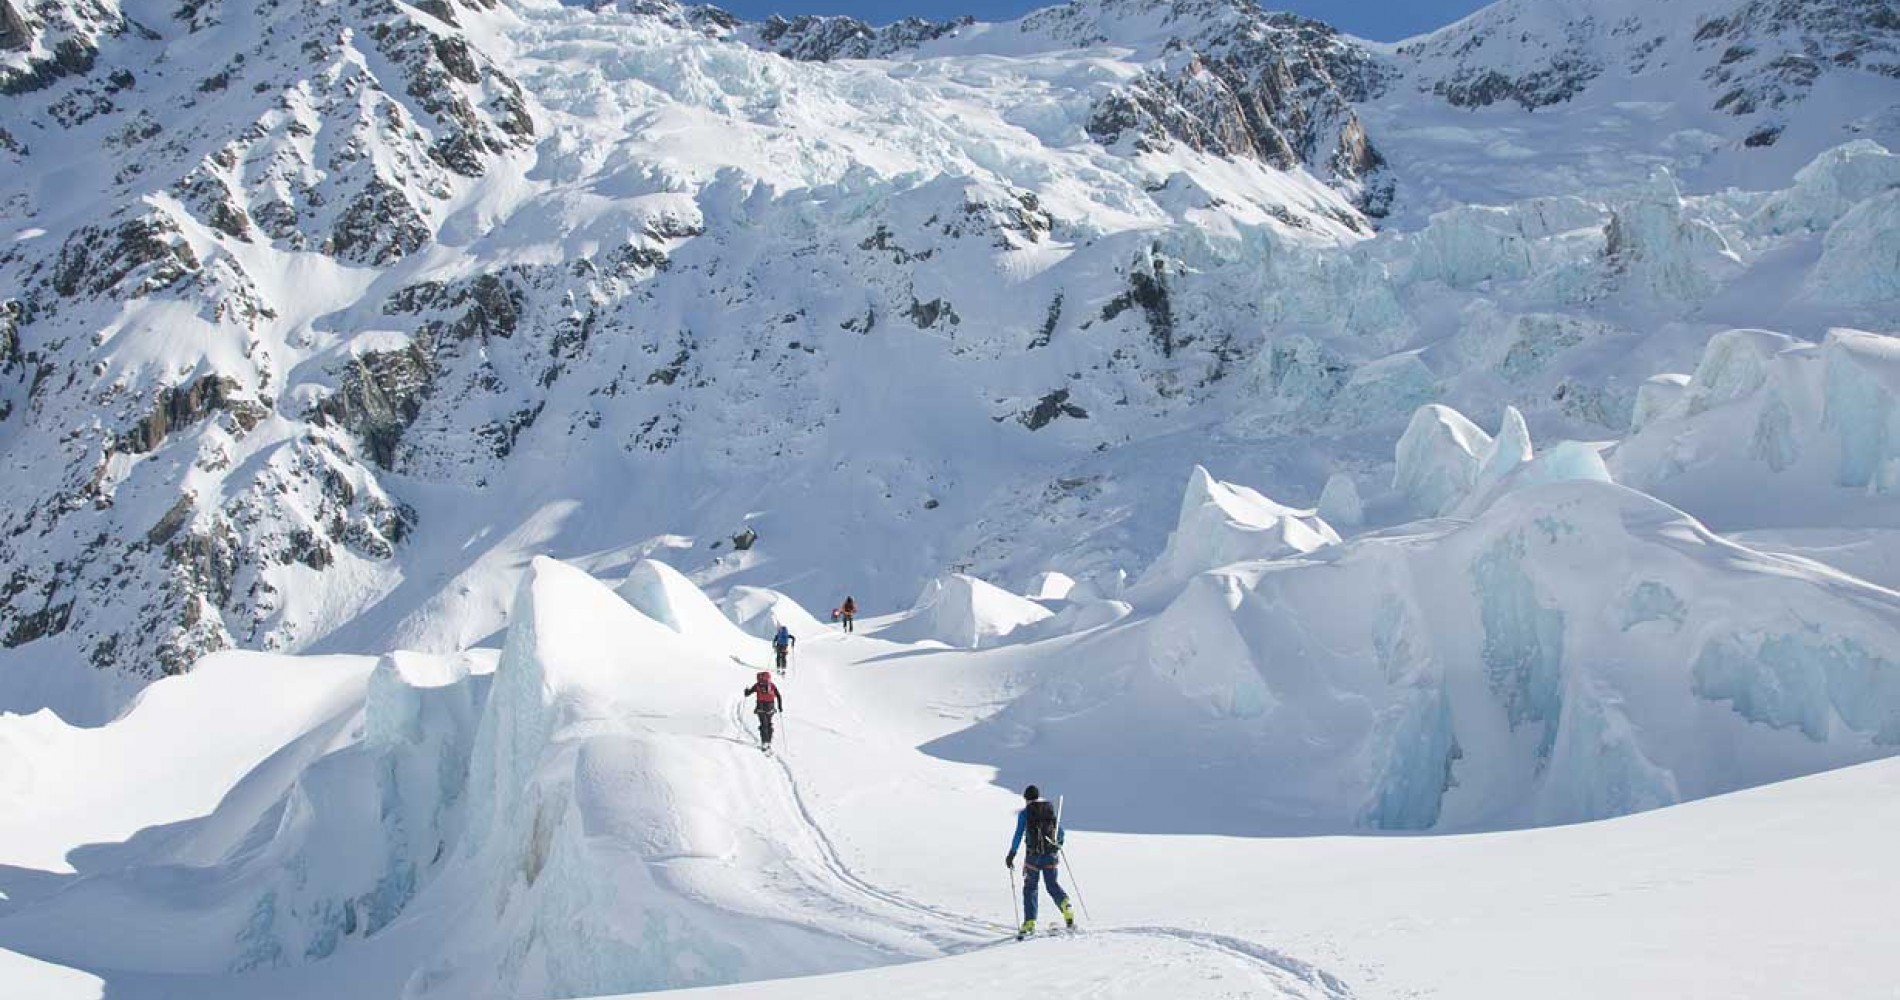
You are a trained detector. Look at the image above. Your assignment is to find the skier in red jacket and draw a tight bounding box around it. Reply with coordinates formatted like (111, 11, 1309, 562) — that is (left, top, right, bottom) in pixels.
(744, 671, 783, 752)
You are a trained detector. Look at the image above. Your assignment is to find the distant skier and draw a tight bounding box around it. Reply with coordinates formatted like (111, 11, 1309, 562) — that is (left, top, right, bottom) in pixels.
(772, 624, 796, 674)
(839, 595, 857, 633)
(1005, 784, 1073, 937)
(744, 671, 783, 752)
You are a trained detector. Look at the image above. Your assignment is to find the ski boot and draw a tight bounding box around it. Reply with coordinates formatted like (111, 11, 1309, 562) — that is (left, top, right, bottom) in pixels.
(1016, 919, 1035, 940)
(1059, 899, 1076, 930)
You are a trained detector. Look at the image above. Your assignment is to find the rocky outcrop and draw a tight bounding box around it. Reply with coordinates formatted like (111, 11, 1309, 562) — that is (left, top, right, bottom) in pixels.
(0, 0, 118, 96)
(745, 13, 973, 61)
(316, 340, 438, 469)
(1027, 1, 1392, 211)
(1404, 0, 1900, 121)
(49, 214, 200, 300)
(116, 375, 265, 454)
(330, 178, 433, 265)
(0, 0, 31, 52)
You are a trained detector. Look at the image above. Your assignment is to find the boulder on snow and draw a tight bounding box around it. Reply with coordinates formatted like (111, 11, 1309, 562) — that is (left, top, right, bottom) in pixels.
(1127, 466, 1339, 607)
(878, 573, 1053, 649)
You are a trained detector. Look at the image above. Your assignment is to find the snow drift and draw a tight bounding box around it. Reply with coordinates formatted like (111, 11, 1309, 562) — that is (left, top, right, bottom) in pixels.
(879, 574, 1054, 650)
(0, 559, 920, 997)
(1126, 466, 1339, 608)
(935, 477, 1900, 835)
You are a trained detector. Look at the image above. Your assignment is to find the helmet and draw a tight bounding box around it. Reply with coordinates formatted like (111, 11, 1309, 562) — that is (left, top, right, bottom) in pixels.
(1023, 784, 1040, 801)
(757, 671, 771, 683)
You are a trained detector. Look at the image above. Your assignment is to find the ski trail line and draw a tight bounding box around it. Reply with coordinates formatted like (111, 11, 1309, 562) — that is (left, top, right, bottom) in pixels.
(726, 699, 1361, 997)
(727, 699, 1007, 949)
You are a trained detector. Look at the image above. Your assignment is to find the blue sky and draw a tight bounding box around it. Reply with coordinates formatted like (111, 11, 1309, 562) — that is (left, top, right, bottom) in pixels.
(715, 1, 1493, 41)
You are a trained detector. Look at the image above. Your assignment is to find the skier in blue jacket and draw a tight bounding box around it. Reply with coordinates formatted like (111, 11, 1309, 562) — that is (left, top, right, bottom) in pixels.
(771, 625, 795, 674)
(1005, 784, 1073, 937)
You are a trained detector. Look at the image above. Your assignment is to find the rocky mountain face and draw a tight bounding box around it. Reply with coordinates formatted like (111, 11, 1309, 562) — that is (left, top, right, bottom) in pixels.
(0, 0, 531, 709)
(1, 0, 1897, 722)
(742, 13, 976, 61)
(744, 0, 1394, 216)
(1401, 0, 1900, 147)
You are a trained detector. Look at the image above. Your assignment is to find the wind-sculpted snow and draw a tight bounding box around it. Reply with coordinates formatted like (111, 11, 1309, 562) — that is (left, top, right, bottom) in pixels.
(939, 476, 1900, 835)
(720, 584, 828, 639)
(1613, 328, 1900, 507)
(0, 558, 929, 996)
(3, 0, 1900, 731)
(618, 557, 765, 658)
(1125, 465, 1337, 608)
(879, 573, 1054, 649)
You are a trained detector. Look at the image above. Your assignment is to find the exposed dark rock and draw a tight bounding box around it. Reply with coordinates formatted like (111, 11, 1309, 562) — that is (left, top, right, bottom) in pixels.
(0, 0, 31, 51)
(731, 526, 758, 551)
(330, 178, 432, 265)
(0, 37, 99, 96)
(117, 375, 260, 454)
(51, 215, 201, 299)
(747, 13, 972, 61)
(3, 600, 73, 647)
(1029, 294, 1063, 350)
(447, 274, 525, 341)
(1100, 251, 1176, 357)
(1020, 388, 1090, 430)
(907, 297, 959, 329)
(147, 493, 196, 546)
(0, 299, 20, 376)
(315, 338, 437, 469)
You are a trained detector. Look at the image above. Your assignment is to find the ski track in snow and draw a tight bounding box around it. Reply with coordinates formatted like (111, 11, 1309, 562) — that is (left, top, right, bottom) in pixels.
(724, 682, 1358, 998)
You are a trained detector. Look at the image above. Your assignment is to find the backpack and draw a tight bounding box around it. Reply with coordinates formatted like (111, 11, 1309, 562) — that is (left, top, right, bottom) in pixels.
(842, 597, 857, 614)
(1024, 799, 1059, 856)
(753, 673, 778, 706)
(773, 628, 791, 649)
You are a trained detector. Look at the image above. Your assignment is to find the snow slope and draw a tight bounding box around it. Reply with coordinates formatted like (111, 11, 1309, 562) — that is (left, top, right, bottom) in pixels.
(1, 2, 1898, 994)
(3, 537, 1897, 997)
(2, 0, 1898, 725)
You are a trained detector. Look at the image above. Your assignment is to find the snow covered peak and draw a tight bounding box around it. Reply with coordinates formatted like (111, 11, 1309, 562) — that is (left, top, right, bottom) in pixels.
(1399, 0, 1900, 147)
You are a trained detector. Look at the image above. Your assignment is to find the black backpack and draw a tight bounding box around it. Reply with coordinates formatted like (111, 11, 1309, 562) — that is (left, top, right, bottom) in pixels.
(1025, 799, 1059, 855)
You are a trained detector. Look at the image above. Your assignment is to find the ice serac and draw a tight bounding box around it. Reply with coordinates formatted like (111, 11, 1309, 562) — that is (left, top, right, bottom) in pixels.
(1127, 466, 1339, 607)
(617, 558, 764, 658)
(1600, 168, 1743, 305)
(1025, 571, 1078, 601)
(1392, 405, 1492, 518)
(1806, 189, 1900, 307)
(429, 557, 899, 996)
(954, 479, 1900, 835)
(1614, 328, 1900, 499)
(1823, 329, 1900, 492)
(720, 585, 828, 640)
(1754, 140, 1900, 235)
(1460, 406, 1534, 509)
(879, 573, 1054, 649)
(1316, 472, 1364, 529)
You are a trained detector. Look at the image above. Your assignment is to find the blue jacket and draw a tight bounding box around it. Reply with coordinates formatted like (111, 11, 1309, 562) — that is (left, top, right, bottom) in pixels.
(1008, 803, 1065, 865)
(773, 628, 794, 649)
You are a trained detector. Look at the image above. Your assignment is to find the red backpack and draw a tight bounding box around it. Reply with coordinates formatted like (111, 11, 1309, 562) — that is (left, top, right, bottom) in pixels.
(753, 672, 778, 706)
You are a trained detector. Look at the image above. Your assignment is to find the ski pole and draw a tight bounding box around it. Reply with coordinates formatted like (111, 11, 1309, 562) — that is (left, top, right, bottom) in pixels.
(1058, 844, 1092, 924)
(1007, 864, 1020, 930)
(1053, 796, 1093, 924)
